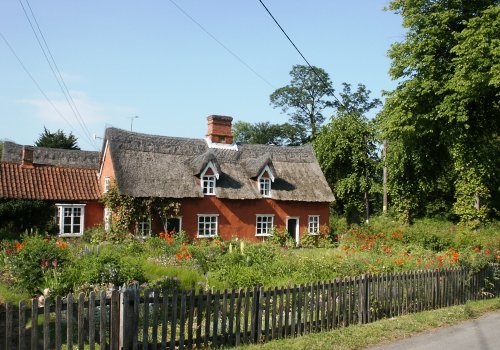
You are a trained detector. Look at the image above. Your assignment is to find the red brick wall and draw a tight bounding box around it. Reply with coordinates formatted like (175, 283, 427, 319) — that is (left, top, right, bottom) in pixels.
(99, 141, 115, 191)
(178, 196, 330, 243)
(207, 115, 233, 144)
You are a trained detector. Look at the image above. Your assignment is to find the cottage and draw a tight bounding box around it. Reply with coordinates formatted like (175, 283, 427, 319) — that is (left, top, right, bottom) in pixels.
(0, 142, 103, 235)
(99, 116, 334, 244)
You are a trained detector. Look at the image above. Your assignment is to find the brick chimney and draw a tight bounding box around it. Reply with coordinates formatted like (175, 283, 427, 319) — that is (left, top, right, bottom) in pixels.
(21, 145, 35, 169)
(207, 115, 233, 144)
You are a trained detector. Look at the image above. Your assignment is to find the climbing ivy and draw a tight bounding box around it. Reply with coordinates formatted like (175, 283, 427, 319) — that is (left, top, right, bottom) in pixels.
(101, 181, 180, 234)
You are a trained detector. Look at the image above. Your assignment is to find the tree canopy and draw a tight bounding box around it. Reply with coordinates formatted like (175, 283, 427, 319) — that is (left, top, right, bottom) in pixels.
(379, 0, 499, 224)
(270, 65, 334, 138)
(34, 127, 80, 150)
(233, 121, 306, 146)
(315, 83, 381, 223)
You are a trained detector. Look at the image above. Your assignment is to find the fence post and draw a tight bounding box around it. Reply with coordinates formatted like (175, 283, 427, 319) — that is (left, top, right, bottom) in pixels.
(120, 288, 135, 350)
(110, 289, 120, 350)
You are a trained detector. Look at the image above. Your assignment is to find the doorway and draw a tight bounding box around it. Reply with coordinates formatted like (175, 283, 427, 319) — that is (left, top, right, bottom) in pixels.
(286, 217, 300, 246)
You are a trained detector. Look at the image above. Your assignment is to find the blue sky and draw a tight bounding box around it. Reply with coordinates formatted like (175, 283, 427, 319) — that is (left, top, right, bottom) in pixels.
(0, 0, 404, 150)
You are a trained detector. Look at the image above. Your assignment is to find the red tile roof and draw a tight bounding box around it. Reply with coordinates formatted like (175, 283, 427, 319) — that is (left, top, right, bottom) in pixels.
(0, 161, 101, 201)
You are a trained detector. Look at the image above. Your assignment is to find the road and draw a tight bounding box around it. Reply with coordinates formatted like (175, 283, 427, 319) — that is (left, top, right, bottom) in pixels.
(366, 310, 500, 350)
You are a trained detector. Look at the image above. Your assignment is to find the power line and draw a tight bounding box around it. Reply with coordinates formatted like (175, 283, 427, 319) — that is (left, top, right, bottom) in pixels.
(0, 31, 85, 142)
(17, 0, 98, 150)
(168, 0, 276, 89)
(257, 0, 347, 110)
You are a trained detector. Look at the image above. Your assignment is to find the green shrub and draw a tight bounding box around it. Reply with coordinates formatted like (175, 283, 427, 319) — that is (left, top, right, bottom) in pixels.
(268, 226, 295, 247)
(67, 250, 144, 288)
(5, 235, 70, 294)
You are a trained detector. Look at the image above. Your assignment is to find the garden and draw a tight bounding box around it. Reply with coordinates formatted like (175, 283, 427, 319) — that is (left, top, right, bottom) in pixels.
(0, 216, 499, 304)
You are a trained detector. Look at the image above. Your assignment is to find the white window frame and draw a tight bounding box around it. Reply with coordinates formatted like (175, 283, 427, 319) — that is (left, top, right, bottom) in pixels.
(165, 216, 183, 233)
(257, 165, 275, 198)
(201, 161, 219, 196)
(138, 217, 152, 237)
(308, 215, 320, 235)
(197, 214, 219, 238)
(256, 214, 274, 236)
(104, 177, 110, 193)
(259, 177, 271, 197)
(56, 204, 86, 237)
(104, 207, 112, 232)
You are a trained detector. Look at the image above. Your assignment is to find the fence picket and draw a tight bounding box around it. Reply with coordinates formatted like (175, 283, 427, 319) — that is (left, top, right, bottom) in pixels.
(19, 300, 26, 350)
(195, 290, 203, 349)
(243, 288, 250, 343)
(203, 289, 211, 348)
(277, 287, 284, 340)
(187, 289, 195, 349)
(213, 290, 220, 348)
(228, 288, 235, 345)
(170, 288, 179, 350)
(1, 265, 498, 350)
(99, 291, 106, 350)
(179, 291, 187, 350)
(235, 289, 243, 346)
(89, 292, 95, 350)
(5, 303, 13, 350)
(31, 297, 38, 350)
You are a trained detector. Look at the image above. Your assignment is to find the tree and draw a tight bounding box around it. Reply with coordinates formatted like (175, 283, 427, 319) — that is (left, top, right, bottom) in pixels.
(233, 121, 307, 146)
(34, 127, 80, 150)
(379, 0, 499, 224)
(314, 83, 381, 223)
(270, 65, 334, 138)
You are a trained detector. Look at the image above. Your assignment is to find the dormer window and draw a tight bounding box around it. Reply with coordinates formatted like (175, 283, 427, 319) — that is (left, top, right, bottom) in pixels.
(257, 165, 275, 198)
(259, 176, 271, 197)
(201, 161, 219, 196)
(203, 174, 216, 195)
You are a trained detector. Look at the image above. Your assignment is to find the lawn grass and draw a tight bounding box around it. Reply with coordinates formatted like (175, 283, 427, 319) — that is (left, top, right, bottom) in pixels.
(233, 298, 500, 350)
(0, 280, 30, 304)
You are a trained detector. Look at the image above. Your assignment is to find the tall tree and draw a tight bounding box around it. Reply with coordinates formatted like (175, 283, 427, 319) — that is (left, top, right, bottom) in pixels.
(270, 65, 333, 138)
(379, 0, 498, 224)
(233, 121, 307, 146)
(314, 83, 381, 223)
(35, 127, 80, 150)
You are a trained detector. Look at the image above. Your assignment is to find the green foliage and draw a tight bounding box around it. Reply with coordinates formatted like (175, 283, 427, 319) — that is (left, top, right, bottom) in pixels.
(270, 65, 333, 137)
(380, 0, 499, 223)
(34, 126, 80, 149)
(233, 121, 307, 146)
(301, 226, 332, 248)
(4, 235, 70, 294)
(0, 199, 56, 233)
(68, 249, 144, 288)
(101, 181, 180, 233)
(267, 226, 295, 248)
(314, 83, 381, 222)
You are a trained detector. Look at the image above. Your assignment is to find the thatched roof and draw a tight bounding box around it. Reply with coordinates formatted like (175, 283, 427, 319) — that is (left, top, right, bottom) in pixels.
(105, 127, 335, 202)
(2, 141, 100, 169)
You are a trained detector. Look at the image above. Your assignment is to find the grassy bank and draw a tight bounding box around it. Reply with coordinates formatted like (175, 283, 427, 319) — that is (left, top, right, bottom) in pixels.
(234, 298, 500, 350)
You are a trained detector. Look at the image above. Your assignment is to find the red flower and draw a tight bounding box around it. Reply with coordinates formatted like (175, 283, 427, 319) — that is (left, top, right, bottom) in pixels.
(484, 249, 491, 256)
(474, 247, 481, 251)
(175, 253, 183, 259)
(15, 243, 24, 252)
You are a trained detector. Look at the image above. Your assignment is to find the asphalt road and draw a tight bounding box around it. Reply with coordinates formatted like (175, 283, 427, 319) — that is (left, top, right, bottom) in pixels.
(366, 311, 500, 350)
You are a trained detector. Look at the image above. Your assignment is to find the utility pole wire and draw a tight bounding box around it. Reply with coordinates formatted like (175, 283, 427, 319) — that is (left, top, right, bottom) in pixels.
(257, 0, 348, 111)
(168, 0, 276, 89)
(18, 0, 98, 150)
(0, 31, 84, 142)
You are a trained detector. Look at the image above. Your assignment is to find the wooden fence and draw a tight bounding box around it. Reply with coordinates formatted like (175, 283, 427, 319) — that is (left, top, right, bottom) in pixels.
(1, 265, 498, 349)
